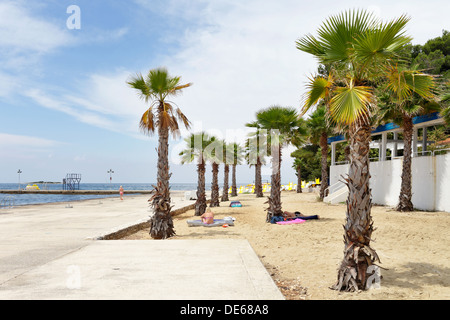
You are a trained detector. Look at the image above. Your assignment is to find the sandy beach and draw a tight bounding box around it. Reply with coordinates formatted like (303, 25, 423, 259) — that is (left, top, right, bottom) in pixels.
(122, 190, 450, 300)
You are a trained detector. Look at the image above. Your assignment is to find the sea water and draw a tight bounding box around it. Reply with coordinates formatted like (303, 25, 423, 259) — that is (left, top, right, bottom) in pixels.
(0, 183, 200, 207)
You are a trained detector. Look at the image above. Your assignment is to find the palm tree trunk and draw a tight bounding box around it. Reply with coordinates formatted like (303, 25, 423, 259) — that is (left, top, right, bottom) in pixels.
(332, 121, 380, 291)
(195, 158, 207, 216)
(397, 115, 414, 212)
(255, 158, 263, 197)
(319, 132, 329, 200)
(221, 164, 229, 201)
(297, 165, 302, 193)
(231, 164, 237, 196)
(210, 163, 220, 207)
(149, 125, 175, 239)
(266, 146, 282, 222)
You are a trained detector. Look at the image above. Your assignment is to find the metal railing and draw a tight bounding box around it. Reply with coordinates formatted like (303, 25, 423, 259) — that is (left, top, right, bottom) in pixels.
(0, 196, 15, 209)
(432, 148, 450, 156)
(333, 148, 449, 166)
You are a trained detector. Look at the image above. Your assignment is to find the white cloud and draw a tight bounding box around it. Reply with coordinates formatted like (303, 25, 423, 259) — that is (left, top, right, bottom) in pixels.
(0, 133, 62, 148)
(22, 72, 155, 140)
(142, 1, 316, 147)
(0, 1, 73, 56)
(24, 88, 118, 133)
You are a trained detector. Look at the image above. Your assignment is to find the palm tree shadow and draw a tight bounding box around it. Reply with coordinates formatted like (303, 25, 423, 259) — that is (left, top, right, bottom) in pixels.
(382, 262, 450, 290)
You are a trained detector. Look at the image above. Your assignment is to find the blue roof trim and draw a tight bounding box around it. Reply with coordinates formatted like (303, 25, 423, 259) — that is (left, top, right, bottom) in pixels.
(371, 122, 400, 134)
(327, 112, 441, 144)
(412, 112, 440, 124)
(328, 135, 345, 143)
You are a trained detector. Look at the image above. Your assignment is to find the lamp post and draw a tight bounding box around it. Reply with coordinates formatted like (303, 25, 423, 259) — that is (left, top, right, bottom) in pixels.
(17, 169, 22, 190)
(107, 169, 114, 188)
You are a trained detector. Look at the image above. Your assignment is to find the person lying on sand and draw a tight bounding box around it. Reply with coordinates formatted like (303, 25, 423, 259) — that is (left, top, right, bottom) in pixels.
(201, 208, 215, 224)
(283, 211, 319, 220)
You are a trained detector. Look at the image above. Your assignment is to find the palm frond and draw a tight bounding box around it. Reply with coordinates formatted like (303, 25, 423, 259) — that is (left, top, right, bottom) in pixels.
(175, 108, 192, 130)
(301, 75, 333, 115)
(386, 66, 436, 101)
(172, 82, 193, 93)
(127, 73, 151, 102)
(139, 108, 155, 134)
(315, 9, 378, 64)
(354, 15, 412, 69)
(329, 82, 373, 125)
(296, 34, 325, 58)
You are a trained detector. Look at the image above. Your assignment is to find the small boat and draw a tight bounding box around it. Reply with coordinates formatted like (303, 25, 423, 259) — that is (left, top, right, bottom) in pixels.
(25, 184, 40, 190)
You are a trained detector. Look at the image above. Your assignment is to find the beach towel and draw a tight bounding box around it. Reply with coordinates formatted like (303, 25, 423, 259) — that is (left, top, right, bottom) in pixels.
(187, 218, 234, 227)
(276, 218, 307, 225)
(230, 201, 242, 207)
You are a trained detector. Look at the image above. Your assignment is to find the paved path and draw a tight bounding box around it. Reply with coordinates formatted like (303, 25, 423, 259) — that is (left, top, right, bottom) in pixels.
(0, 193, 284, 300)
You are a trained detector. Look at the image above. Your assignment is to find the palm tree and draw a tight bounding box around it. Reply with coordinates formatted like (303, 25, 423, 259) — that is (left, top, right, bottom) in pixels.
(244, 124, 268, 198)
(179, 132, 210, 216)
(297, 9, 413, 291)
(128, 67, 191, 239)
(291, 156, 303, 193)
(377, 66, 438, 211)
(254, 106, 300, 222)
(307, 105, 335, 200)
(288, 117, 309, 193)
(221, 141, 231, 202)
(229, 142, 244, 197)
(205, 136, 222, 207)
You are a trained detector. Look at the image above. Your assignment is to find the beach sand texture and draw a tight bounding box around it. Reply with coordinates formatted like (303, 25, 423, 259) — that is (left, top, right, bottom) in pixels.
(123, 191, 450, 300)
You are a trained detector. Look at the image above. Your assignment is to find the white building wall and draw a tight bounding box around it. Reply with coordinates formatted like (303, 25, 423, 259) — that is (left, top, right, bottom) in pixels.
(436, 154, 450, 212)
(329, 153, 450, 212)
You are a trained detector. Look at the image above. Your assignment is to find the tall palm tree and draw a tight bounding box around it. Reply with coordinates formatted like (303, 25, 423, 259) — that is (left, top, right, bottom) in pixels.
(244, 124, 268, 198)
(297, 9, 412, 291)
(205, 136, 222, 207)
(221, 141, 231, 202)
(255, 106, 299, 222)
(229, 142, 244, 197)
(128, 67, 191, 239)
(377, 66, 438, 211)
(291, 156, 303, 193)
(307, 105, 335, 200)
(288, 117, 309, 193)
(179, 132, 210, 216)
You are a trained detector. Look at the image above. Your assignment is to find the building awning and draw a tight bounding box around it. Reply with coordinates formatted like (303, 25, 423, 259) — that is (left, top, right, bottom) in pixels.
(328, 112, 443, 144)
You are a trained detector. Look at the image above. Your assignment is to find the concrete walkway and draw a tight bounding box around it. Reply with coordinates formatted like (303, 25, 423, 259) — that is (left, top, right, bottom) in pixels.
(0, 193, 284, 300)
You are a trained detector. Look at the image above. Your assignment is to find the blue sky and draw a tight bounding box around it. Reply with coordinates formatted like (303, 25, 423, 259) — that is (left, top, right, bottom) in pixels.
(0, 0, 448, 184)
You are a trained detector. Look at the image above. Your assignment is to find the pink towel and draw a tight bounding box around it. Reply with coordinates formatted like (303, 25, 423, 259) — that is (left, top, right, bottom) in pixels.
(276, 219, 306, 225)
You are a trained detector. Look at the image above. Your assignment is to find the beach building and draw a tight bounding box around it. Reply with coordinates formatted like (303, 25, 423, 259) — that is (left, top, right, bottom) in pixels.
(325, 112, 450, 212)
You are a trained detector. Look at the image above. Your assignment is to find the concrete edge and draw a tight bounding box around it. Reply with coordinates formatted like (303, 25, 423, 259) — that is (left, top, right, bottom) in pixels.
(92, 202, 200, 240)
